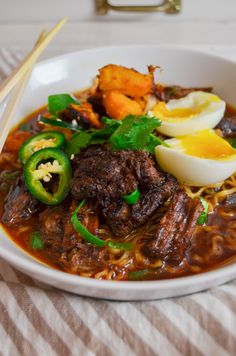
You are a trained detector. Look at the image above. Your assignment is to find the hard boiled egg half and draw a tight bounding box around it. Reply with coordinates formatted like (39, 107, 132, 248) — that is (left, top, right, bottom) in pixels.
(155, 129, 236, 186)
(149, 91, 226, 137)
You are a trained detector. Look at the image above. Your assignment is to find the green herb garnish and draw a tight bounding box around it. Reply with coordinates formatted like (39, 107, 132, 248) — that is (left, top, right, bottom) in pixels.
(109, 115, 161, 150)
(197, 197, 209, 225)
(128, 269, 151, 280)
(145, 133, 169, 154)
(29, 231, 45, 251)
(65, 131, 93, 157)
(1, 170, 20, 181)
(65, 114, 162, 156)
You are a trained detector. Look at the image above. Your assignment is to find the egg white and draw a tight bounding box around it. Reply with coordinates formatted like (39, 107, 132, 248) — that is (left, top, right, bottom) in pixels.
(155, 142, 236, 186)
(149, 91, 226, 137)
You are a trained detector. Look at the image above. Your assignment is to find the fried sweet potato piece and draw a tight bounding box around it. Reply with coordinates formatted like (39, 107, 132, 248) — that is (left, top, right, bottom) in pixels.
(103, 91, 142, 120)
(99, 64, 152, 98)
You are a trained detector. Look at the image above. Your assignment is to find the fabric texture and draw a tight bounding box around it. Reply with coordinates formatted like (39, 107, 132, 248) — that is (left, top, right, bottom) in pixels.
(0, 48, 236, 356)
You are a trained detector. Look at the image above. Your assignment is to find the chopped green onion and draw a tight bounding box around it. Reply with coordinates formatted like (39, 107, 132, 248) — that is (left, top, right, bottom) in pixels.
(1, 170, 20, 181)
(128, 269, 151, 280)
(123, 188, 141, 205)
(197, 197, 209, 225)
(20, 123, 32, 131)
(71, 200, 133, 250)
(29, 231, 45, 250)
(38, 116, 82, 131)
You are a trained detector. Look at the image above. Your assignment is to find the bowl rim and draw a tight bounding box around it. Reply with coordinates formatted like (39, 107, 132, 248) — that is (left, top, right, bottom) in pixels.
(1, 44, 236, 292)
(29, 43, 236, 68)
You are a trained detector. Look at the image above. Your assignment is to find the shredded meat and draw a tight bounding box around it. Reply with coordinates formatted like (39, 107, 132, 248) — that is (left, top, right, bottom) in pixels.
(39, 205, 65, 251)
(143, 190, 203, 264)
(71, 145, 140, 200)
(71, 145, 178, 236)
(63, 243, 108, 272)
(216, 116, 236, 138)
(1, 177, 39, 226)
(39, 200, 77, 250)
(39, 199, 107, 270)
(155, 84, 212, 102)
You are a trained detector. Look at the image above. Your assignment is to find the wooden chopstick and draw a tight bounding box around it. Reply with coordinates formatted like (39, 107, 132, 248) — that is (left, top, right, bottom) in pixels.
(0, 17, 67, 103)
(0, 30, 48, 153)
(0, 18, 67, 153)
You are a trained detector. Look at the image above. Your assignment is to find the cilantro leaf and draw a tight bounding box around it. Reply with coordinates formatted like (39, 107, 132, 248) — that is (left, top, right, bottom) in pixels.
(65, 131, 93, 157)
(65, 114, 163, 157)
(48, 94, 79, 116)
(109, 115, 161, 150)
(65, 119, 119, 156)
(92, 117, 121, 139)
(145, 134, 169, 154)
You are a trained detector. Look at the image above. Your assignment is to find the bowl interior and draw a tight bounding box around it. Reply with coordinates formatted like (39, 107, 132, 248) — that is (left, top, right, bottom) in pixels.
(1, 45, 236, 299)
(13, 46, 236, 126)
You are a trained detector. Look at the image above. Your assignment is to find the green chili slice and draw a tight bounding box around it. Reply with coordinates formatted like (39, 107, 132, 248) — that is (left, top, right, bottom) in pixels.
(71, 200, 133, 250)
(38, 116, 82, 131)
(197, 197, 209, 225)
(24, 147, 72, 205)
(123, 188, 141, 205)
(19, 131, 66, 164)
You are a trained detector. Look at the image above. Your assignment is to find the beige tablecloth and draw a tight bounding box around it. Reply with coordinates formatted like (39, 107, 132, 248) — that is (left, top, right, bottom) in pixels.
(0, 47, 236, 356)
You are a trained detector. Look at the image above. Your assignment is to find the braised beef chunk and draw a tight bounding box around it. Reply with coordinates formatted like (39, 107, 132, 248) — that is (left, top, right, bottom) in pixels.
(155, 85, 212, 102)
(1, 177, 39, 227)
(131, 174, 178, 225)
(71, 145, 139, 200)
(39, 206, 65, 250)
(216, 116, 236, 138)
(64, 242, 108, 272)
(101, 199, 133, 236)
(39, 199, 108, 271)
(71, 145, 178, 236)
(39, 200, 78, 251)
(144, 190, 203, 264)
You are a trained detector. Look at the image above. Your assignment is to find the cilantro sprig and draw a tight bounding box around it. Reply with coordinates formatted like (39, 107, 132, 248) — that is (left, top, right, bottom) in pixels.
(65, 114, 164, 156)
(109, 115, 161, 150)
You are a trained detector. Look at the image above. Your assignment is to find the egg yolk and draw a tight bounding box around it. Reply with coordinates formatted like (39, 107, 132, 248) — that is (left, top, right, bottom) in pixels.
(179, 130, 236, 159)
(152, 93, 221, 122)
(153, 101, 201, 121)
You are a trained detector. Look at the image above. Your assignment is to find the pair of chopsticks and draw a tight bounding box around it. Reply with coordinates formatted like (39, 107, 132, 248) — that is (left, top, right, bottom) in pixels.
(0, 17, 67, 153)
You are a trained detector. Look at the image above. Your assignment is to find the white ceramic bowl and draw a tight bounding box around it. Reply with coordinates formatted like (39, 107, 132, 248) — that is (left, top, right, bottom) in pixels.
(1, 46, 236, 300)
